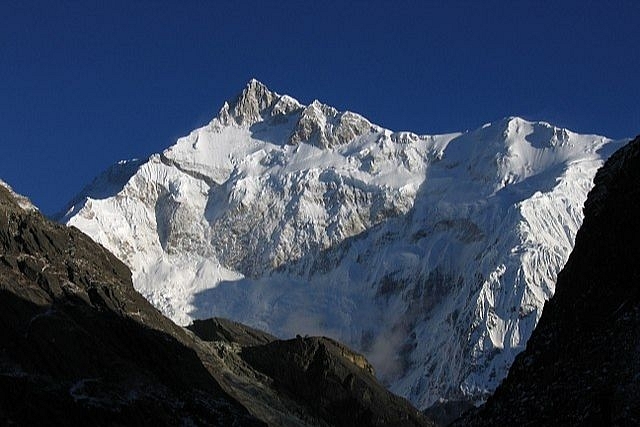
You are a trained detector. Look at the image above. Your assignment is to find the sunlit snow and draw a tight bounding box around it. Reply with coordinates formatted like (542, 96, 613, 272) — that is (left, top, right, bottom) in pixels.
(61, 81, 627, 409)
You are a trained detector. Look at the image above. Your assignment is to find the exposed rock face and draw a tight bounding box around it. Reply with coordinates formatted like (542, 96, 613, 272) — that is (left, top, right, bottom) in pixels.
(459, 136, 640, 425)
(218, 79, 302, 127)
(188, 320, 431, 427)
(0, 182, 432, 426)
(242, 337, 421, 427)
(288, 100, 375, 148)
(216, 78, 375, 149)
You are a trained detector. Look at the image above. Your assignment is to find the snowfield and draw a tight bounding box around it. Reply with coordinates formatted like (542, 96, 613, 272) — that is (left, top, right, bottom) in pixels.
(60, 79, 627, 409)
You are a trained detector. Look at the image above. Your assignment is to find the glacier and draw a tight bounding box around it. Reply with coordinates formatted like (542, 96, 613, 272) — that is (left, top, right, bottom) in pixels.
(60, 79, 627, 409)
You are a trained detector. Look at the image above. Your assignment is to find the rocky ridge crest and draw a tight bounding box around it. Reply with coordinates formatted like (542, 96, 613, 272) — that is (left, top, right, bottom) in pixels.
(216, 78, 377, 148)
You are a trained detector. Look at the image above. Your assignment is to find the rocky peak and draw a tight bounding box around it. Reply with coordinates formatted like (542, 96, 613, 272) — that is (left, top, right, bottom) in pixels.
(217, 79, 302, 127)
(288, 99, 376, 149)
(215, 80, 375, 148)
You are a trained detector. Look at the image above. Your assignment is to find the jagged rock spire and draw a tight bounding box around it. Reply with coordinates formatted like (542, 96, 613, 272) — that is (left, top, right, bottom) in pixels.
(288, 100, 376, 149)
(216, 79, 375, 148)
(217, 79, 301, 127)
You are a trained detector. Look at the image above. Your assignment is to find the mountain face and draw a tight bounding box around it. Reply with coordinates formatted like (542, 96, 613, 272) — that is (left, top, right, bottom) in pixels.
(0, 180, 432, 426)
(59, 80, 626, 409)
(459, 135, 640, 425)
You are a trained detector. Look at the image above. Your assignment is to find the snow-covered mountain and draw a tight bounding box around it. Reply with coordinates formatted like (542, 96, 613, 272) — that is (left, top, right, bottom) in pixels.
(59, 79, 626, 409)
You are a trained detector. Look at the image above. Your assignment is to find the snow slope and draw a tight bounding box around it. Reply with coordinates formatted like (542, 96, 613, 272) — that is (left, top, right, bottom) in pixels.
(60, 79, 626, 409)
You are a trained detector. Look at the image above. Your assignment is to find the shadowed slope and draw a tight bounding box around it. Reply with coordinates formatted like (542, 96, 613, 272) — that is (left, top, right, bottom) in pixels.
(189, 320, 432, 427)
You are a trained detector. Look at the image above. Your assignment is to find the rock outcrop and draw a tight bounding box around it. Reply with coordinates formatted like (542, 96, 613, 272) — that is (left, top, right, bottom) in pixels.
(241, 336, 426, 427)
(287, 100, 376, 148)
(215, 78, 376, 148)
(189, 319, 431, 427)
(217, 79, 302, 127)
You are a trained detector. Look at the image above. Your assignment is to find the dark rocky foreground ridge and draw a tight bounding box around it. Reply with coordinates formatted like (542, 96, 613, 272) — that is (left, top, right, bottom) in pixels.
(189, 319, 429, 427)
(457, 135, 640, 426)
(0, 183, 431, 426)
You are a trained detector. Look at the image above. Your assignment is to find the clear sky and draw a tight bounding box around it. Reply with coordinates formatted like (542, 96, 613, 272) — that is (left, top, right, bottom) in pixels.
(2, 1, 639, 214)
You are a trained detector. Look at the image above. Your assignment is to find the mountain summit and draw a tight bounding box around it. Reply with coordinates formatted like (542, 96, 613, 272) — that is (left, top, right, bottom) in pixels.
(59, 81, 627, 409)
(217, 79, 292, 127)
(217, 79, 376, 148)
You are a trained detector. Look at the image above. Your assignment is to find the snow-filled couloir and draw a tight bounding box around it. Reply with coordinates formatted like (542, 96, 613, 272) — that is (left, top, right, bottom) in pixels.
(59, 79, 627, 409)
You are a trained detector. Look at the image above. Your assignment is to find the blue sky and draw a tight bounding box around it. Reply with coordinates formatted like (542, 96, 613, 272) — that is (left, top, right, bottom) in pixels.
(2, 1, 639, 214)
